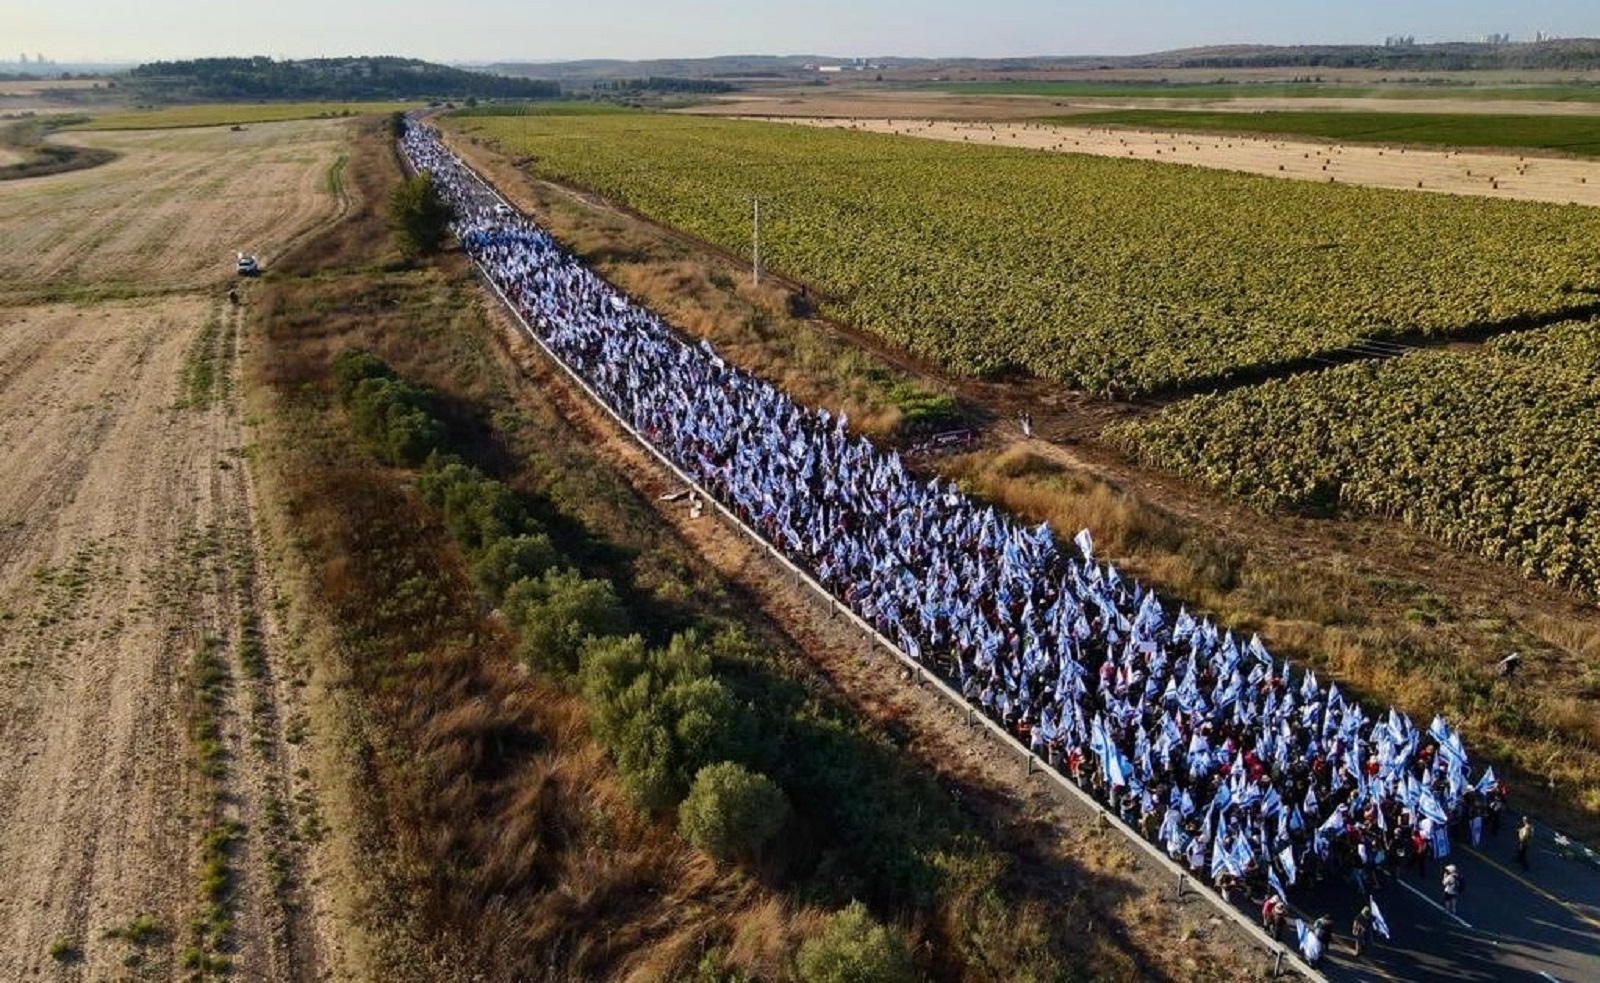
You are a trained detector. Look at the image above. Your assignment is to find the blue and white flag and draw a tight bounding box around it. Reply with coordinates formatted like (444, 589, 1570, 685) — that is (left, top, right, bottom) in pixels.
(1296, 919, 1322, 962)
(1475, 766, 1498, 793)
(1369, 896, 1391, 940)
(1417, 786, 1450, 825)
(1248, 632, 1272, 666)
(1267, 866, 1288, 902)
(1278, 844, 1298, 885)
(1073, 527, 1094, 561)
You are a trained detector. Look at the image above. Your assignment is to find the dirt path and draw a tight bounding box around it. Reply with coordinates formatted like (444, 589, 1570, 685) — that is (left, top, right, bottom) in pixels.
(770, 115, 1600, 206)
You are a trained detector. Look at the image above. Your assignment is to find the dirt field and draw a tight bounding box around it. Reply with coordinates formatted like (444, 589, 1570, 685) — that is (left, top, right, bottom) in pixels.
(696, 85, 1600, 121)
(768, 115, 1600, 206)
(0, 120, 349, 303)
(0, 118, 347, 978)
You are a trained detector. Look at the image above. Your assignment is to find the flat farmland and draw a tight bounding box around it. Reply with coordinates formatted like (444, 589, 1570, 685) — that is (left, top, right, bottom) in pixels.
(0, 118, 347, 977)
(784, 115, 1600, 205)
(0, 119, 348, 303)
(449, 112, 1600, 396)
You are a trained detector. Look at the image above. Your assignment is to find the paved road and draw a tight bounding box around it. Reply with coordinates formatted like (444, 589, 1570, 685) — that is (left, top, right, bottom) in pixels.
(1278, 813, 1600, 982)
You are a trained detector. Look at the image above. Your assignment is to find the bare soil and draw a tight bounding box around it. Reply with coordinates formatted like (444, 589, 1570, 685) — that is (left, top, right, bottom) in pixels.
(0, 118, 348, 979)
(772, 116, 1600, 206)
(694, 84, 1600, 121)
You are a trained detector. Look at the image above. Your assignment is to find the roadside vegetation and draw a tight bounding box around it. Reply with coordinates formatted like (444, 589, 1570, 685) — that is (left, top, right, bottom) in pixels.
(249, 116, 1226, 980)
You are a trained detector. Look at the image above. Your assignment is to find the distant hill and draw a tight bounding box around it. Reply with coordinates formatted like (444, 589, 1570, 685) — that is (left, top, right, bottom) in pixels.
(124, 56, 561, 102)
(484, 54, 873, 83)
(1141, 39, 1600, 71)
(488, 40, 1600, 83)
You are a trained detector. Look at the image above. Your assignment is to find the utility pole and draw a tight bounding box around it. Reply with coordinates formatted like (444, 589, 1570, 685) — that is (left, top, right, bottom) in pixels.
(752, 196, 761, 286)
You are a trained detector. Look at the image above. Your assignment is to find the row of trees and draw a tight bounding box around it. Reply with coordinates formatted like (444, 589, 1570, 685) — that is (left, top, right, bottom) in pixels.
(125, 55, 560, 102)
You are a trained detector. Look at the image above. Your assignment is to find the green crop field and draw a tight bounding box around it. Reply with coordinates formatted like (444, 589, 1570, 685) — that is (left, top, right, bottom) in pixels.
(1112, 318, 1600, 597)
(76, 101, 424, 131)
(935, 80, 1600, 102)
(451, 112, 1600, 395)
(1055, 109, 1600, 156)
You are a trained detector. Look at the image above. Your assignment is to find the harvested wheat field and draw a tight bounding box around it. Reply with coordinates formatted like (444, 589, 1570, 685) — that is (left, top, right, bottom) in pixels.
(778, 116, 1600, 206)
(0, 117, 348, 978)
(0, 120, 349, 303)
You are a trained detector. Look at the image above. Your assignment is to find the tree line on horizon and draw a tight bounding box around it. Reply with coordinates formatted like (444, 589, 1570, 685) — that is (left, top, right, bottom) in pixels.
(124, 55, 560, 102)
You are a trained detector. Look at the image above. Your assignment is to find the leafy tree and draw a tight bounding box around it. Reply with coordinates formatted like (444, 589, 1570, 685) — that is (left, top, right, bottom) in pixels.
(678, 762, 788, 864)
(414, 461, 526, 553)
(345, 376, 444, 466)
(796, 902, 915, 983)
(388, 173, 452, 259)
(502, 567, 628, 676)
(580, 631, 757, 811)
(331, 348, 396, 402)
(470, 532, 558, 603)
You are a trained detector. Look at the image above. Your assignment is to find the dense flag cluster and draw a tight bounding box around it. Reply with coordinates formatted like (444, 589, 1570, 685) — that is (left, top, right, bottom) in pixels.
(402, 123, 1499, 912)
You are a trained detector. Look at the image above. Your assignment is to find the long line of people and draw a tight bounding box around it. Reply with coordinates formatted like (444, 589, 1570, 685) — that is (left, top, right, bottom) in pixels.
(401, 123, 1502, 926)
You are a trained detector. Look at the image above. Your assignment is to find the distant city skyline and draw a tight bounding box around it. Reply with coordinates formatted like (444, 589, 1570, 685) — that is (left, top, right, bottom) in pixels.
(5, 0, 1600, 65)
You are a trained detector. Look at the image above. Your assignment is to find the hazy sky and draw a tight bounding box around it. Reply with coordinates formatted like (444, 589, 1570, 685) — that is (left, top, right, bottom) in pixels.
(7, 0, 1599, 64)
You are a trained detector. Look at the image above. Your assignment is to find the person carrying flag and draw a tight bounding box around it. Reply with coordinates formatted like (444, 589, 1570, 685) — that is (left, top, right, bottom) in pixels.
(1369, 895, 1392, 944)
(1351, 905, 1372, 957)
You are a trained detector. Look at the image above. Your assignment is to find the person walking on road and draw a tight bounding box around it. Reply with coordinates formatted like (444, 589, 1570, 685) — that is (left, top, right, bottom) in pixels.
(1516, 816, 1534, 869)
(1442, 863, 1463, 915)
(1351, 906, 1372, 958)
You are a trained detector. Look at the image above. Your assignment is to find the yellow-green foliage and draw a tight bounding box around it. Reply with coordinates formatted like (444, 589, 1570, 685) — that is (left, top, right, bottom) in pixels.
(450, 113, 1600, 395)
(1114, 318, 1600, 597)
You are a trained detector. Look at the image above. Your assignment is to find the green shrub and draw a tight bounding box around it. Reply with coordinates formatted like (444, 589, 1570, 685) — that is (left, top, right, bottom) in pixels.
(388, 172, 453, 258)
(678, 762, 788, 863)
(796, 901, 914, 983)
(342, 374, 444, 467)
(502, 567, 628, 676)
(470, 532, 558, 602)
(331, 348, 397, 402)
(580, 631, 757, 812)
(415, 461, 528, 552)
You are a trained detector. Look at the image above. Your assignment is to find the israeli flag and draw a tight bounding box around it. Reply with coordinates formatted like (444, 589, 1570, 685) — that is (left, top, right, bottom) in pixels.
(1475, 766, 1498, 793)
(1268, 866, 1288, 902)
(1369, 896, 1391, 940)
(1278, 844, 1298, 885)
(1073, 527, 1094, 561)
